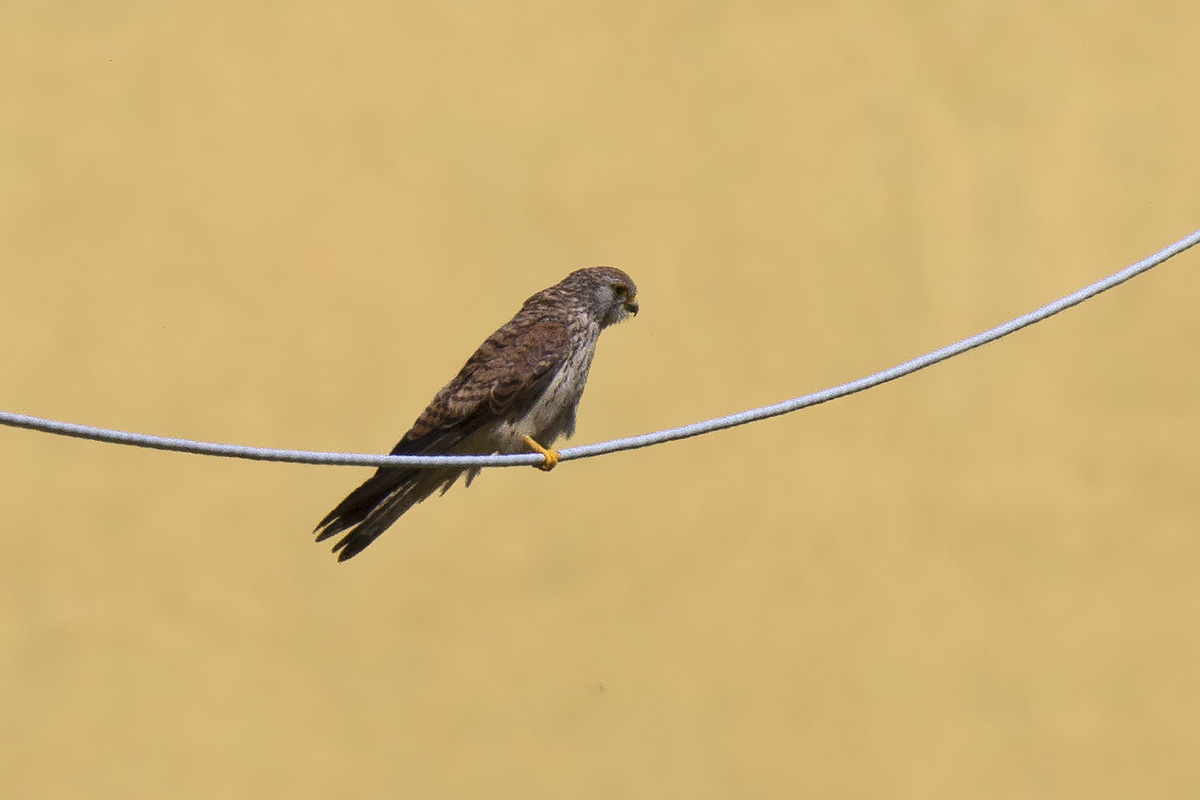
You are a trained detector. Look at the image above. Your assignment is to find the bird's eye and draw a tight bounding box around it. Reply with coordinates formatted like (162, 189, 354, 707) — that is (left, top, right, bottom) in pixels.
(612, 284, 627, 297)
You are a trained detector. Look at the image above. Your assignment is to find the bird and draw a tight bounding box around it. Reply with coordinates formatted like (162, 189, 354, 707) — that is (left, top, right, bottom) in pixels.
(314, 266, 639, 561)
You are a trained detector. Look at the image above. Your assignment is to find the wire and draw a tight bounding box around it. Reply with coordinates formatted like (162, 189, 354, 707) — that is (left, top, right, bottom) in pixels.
(3, 227, 1199, 468)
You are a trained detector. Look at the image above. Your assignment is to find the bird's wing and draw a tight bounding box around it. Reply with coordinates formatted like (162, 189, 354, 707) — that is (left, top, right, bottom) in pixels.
(391, 317, 571, 455)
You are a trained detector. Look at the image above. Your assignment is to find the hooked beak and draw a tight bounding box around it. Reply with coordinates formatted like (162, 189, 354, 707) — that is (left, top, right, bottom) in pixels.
(625, 296, 639, 316)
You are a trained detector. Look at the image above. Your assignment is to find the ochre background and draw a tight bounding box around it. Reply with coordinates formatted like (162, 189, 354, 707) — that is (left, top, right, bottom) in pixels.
(2, 2, 1199, 797)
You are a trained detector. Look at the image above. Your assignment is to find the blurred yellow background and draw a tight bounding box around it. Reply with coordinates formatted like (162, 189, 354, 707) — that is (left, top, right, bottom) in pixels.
(2, 1, 1199, 797)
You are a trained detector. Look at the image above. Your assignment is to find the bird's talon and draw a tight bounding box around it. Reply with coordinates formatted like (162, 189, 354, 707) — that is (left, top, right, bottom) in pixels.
(522, 435, 559, 471)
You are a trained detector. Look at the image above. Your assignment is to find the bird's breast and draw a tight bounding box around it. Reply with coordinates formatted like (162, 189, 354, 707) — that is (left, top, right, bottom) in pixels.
(500, 325, 600, 449)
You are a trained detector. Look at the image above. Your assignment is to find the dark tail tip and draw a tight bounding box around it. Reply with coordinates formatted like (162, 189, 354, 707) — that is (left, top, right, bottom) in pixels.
(333, 534, 371, 562)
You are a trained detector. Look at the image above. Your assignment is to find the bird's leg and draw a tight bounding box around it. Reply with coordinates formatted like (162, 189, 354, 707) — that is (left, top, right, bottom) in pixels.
(521, 435, 560, 471)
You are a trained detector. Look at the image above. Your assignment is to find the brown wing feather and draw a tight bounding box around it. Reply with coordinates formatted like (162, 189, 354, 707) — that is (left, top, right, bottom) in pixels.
(314, 315, 571, 561)
(392, 316, 571, 455)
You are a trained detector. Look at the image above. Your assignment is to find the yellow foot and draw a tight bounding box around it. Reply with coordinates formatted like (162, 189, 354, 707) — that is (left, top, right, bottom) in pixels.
(521, 435, 560, 471)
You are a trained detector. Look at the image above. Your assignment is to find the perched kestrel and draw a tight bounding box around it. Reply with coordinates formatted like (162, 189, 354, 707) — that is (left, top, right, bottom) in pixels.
(314, 266, 639, 561)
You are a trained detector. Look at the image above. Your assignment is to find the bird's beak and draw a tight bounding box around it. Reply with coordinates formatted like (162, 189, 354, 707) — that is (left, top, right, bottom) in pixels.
(625, 296, 639, 316)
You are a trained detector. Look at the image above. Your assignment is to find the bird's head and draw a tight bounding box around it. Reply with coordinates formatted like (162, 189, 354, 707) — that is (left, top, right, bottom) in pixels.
(564, 266, 638, 328)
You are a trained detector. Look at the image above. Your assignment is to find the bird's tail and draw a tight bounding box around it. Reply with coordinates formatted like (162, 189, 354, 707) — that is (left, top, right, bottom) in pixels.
(314, 466, 464, 561)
